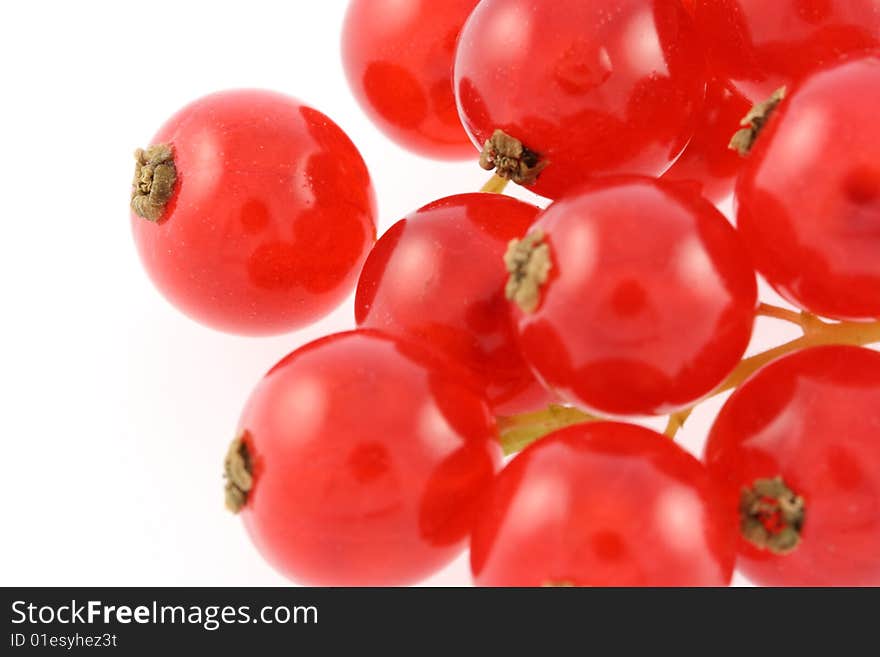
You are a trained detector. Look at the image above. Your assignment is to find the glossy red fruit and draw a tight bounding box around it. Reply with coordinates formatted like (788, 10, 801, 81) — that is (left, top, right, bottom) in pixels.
(511, 177, 757, 416)
(453, 0, 707, 199)
(233, 330, 500, 586)
(692, 0, 880, 103)
(342, 0, 478, 159)
(662, 78, 751, 203)
(131, 89, 376, 335)
(356, 193, 552, 415)
(705, 346, 880, 586)
(471, 422, 736, 586)
(736, 57, 880, 321)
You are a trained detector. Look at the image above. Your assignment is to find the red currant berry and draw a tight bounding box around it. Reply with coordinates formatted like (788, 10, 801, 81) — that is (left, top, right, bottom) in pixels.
(453, 0, 707, 199)
(692, 0, 880, 103)
(355, 193, 553, 415)
(508, 177, 757, 416)
(131, 90, 376, 335)
(705, 346, 880, 586)
(736, 57, 880, 320)
(471, 422, 736, 586)
(342, 0, 478, 159)
(662, 78, 751, 203)
(225, 330, 500, 586)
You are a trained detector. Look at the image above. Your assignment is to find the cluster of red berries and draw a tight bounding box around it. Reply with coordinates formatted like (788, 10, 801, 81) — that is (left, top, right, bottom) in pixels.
(130, 0, 880, 586)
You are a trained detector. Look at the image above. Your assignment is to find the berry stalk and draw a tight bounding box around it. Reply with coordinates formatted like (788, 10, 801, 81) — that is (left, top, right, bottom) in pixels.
(480, 173, 510, 194)
(755, 302, 808, 328)
(496, 404, 598, 455)
(716, 314, 880, 394)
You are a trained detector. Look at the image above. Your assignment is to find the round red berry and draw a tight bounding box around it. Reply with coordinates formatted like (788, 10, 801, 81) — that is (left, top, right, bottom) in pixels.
(131, 89, 376, 335)
(736, 57, 880, 320)
(355, 193, 553, 415)
(453, 0, 707, 199)
(662, 78, 751, 203)
(342, 0, 478, 159)
(692, 0, 880, 103)
(227, 330, 500, 586)
(471, 422, 736, 586)
(509, 177, 757, 416)
(705, 345, 880, 586)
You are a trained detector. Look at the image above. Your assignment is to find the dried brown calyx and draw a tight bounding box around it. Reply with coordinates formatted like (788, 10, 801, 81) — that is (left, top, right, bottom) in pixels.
(224, 433, 253, 514)
(740, 476, 805, 555)
(729, 87, 787, 156)
(504, 230, 552, 314)
(479, 129, 547, 185)
(131, 143, 177, 221)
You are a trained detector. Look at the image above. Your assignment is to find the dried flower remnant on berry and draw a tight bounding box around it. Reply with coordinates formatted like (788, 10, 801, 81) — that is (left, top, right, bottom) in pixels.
(505, 230, 551, 313)
(740, 476, 805, 554)
(729, 87, 787, 156)
(224, 433, 253, 513)
(479, 129, 547, 185)
(131, 143, 177, 221)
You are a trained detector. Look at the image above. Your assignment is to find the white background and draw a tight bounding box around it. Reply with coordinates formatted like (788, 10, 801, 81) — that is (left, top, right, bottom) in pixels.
(1, 0, 804, 586)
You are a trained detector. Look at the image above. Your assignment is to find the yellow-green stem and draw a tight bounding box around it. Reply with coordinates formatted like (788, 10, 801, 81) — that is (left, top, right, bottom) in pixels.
(496, 404, 598, 455)
(756, 303, 809, 329)
(716, 317, 880, 394)
(480, 173, 510, 194)
(664, 409, 693, 438)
